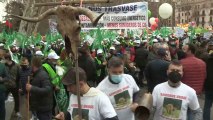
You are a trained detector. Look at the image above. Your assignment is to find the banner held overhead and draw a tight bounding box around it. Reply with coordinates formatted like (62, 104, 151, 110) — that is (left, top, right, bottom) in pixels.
(80, 2, 148, 29)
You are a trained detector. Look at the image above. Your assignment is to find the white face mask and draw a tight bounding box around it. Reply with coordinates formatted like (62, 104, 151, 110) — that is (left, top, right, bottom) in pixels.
(110, 74, 123, 84)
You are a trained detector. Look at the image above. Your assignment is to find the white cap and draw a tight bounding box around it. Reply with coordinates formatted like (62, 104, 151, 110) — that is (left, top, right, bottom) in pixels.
(142, 40, 148, 43)
(48, 52, 60, 59)
(110, 46, 115, 50)
(97, 49, 103, 54)
(113, 40, 121, 45)
(134, 40, 141, 44)
(0, 43, 4, 47)
(153, 39, 158, 43)
(35, 51, 44, 56)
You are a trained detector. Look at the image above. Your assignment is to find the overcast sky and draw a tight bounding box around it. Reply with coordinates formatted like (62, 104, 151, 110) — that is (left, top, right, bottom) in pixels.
(0, 2, 7, 22)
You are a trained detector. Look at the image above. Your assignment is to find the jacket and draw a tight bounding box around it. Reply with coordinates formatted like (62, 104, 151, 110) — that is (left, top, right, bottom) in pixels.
(5, 61, 20, 88)
(0, 63, 9, 91)
(145, 59, 170, 93)
(78, 54, 96, 81)
(180, 55, 206, 94)
(30, 68, 53, 112)
(204, 54, 213, 91)
(135, 47, 149, 68)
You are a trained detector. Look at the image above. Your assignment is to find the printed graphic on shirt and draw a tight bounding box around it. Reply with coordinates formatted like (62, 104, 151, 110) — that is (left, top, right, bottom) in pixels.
(162, 97, 182, 119)
(114, 90, 131, 109)
(72, 108, 89, 120)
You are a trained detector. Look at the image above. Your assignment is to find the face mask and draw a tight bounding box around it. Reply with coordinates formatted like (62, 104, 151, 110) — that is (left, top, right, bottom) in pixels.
(110, 74, 123, 84)
(168, 71, 182, 83)
(21, 65, 28, 70)
(97, 55, 103, 58)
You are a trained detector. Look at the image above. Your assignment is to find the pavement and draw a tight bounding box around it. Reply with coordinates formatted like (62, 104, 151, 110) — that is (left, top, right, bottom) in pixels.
(5, 92, 213, 120)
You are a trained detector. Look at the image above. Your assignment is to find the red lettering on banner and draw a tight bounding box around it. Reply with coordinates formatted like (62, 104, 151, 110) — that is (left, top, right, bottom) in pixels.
(107, 23, 118, 27)
(79, 16, 90, 21)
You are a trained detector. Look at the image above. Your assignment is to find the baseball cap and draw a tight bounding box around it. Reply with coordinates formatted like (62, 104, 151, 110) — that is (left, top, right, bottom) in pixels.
(110, 46, 115, 50)
(62, 67, 86, 85)
(97, 49, 103, 54)
(48, 52, 60, 59)
(35, 51, 44, 56)
(153, 39, 158, 43)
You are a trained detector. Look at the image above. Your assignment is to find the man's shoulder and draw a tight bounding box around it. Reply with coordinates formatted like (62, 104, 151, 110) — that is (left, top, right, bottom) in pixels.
(180, 82, 196, 93)
(97, 77, 109, 88)
(154, 82, 168, 89)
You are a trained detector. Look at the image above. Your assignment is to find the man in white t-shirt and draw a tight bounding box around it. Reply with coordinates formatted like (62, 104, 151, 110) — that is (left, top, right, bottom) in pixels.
(55, 67, 118, 120)
(152, 60, 202, 120)
(97, 57, 140, 120)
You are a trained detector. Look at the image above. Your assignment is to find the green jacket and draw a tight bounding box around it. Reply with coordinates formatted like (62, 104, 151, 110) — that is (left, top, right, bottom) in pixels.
(0, 63, 9, 91)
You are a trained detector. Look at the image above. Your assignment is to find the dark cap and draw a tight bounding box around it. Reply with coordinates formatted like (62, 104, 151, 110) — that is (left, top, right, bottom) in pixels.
(62, 67, 87, 85)
(157, 48, 167, 57)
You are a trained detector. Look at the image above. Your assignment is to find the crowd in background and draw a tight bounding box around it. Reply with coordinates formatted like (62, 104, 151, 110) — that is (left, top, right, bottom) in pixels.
(0, 32, 213, 120)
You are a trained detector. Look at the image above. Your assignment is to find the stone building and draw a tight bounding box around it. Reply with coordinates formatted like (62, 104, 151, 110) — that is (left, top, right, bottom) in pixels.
(175, 0, 213, 28)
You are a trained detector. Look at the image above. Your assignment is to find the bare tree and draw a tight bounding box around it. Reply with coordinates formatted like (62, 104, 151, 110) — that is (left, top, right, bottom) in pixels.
(5, 1, 24, 31)
(18, 0, 55, 35)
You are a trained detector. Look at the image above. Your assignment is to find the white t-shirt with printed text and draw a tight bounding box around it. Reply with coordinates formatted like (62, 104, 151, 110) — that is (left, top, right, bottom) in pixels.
(67, 87, 117, 120)
(152, 82, 200, 120)
(97, 74, 140, 120)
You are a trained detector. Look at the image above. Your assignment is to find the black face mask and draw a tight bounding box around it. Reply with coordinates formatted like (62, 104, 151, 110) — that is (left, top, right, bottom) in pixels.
(97, 55, 103, 58)
(168, 71, 182, 83)
(21, 65, 28, 70)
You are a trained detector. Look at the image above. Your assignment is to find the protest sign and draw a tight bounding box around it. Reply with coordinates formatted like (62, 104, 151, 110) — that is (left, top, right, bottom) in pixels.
(80, 2, 148, 29)
(175, 27, 185, 38)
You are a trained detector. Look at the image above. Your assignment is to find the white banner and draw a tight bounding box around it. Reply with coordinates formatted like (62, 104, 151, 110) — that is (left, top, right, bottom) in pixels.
(80, 2, 148, 29)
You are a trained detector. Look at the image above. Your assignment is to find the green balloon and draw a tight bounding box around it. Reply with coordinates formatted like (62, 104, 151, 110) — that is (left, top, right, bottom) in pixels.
(148, 10, 152, 18)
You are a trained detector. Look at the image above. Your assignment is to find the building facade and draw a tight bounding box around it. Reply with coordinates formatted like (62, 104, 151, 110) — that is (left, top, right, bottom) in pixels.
(175, 0, 213, 28)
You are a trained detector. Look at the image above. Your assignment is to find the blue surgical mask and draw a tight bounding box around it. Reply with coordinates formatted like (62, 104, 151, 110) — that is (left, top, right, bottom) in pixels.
(110, 74, 123, 84)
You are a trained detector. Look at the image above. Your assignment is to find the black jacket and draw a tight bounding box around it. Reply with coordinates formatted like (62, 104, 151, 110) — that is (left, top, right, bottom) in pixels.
(145, 59, 170, 93)
(204, 54, 213, 91)
(135, 47, 149, 68)
(30, 68, 53, 112)
(78, 54, 96, 82)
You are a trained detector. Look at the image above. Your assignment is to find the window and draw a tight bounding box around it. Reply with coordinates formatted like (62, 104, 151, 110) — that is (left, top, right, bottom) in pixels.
(189, 12, 190, 16)
(182, 13, 184, 16)
(210, 17, 213, 22)
(202, 10, 205, 16)
(182, 19, 184, 23)
(202, 17, 205, 22)
(203, 4, 206, 8)
(210, 10, 213, 15)
(185, 12, 187, 16)
(211, 3, 213, 7)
